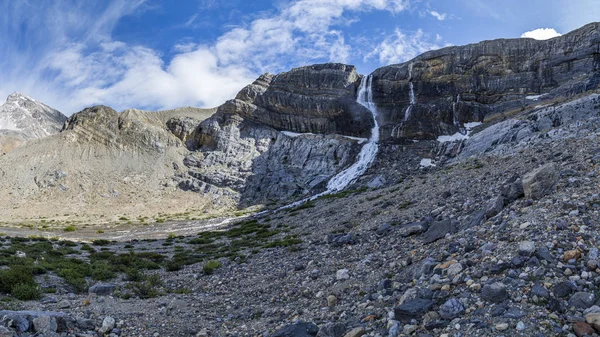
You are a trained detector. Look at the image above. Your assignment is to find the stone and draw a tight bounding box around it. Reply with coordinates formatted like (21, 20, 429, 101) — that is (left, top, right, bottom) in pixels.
(0, 327, 11, 337)
(495, 323, 509, 331)
(531, 284, 550, 299)
(196, 329, 209, 337)
(554, 281, 577, 298)
(516, 321, 525, 330)
(481, 282, 508, 303)
(573, 322, 595, 337)
(272, 322, 319, 337)
(569, 292, 596, 309)
(446, 263, 463, 276)
(518, 241, 536, 256)
(327, 234, 356, 246)
(32, 316, 58, 334)
(398, 221, 429, 237)
(585, 313, 600, 331)
(343, 327, 365, 337)
(99, 316, 116, 335)
(316, 323, 345, 337)
(485, 195, 504, 219)
(503, 307, 526, 319)
(57, 299, 70, 309)
(564, 250, 582, 262)
(522, 163, 558, 200)
(336, 269, 349, 280)
(327, 295, 338, 307)
(439, 298, 465, 320)
(88, 283, 117, 296)
(393, 299, 434, 323)
(535, 246, 555, 262)
(421, 220, 459, 244)
(587, 260, 598, 270)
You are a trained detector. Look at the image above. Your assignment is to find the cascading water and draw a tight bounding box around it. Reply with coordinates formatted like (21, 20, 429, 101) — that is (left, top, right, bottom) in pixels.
(391, 63, 416, 138)
(278, 75, 380, 210)
(403, 63, 416, 122)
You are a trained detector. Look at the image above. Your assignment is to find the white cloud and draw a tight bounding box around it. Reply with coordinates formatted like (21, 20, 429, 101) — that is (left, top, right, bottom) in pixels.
(521, 28, 562, 40)
(366, 29, 443, 65)
(429, 10, 446, 21)
(0, 0, 419, 114)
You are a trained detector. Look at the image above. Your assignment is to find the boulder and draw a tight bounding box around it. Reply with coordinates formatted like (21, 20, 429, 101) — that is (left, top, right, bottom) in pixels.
(522, 163, 558, 200)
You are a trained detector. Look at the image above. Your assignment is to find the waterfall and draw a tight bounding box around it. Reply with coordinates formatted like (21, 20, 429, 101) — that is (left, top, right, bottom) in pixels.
(325, 75, 379, 191)
(403, 64, 416, 122)
(278, 75, 380, 210)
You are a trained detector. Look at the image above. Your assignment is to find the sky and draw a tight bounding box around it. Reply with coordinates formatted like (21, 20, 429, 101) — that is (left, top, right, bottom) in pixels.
(0, 0, 598, 115)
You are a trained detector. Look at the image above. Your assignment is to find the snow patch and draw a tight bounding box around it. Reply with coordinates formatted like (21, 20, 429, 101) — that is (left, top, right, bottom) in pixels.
(526, 94, 546, 100)
(419, 158, 436, 168)
(437, 122, 482, 143)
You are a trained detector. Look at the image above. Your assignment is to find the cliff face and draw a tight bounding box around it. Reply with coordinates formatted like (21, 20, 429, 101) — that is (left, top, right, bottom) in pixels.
(371, 22, 600, 140)
(168, 64, 373, 205)
(229, 63, 373, 138)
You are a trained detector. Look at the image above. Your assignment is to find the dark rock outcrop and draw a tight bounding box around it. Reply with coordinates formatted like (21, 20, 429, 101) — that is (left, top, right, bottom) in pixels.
(370, 22, 600, 140)
(234, 63, 372, 138)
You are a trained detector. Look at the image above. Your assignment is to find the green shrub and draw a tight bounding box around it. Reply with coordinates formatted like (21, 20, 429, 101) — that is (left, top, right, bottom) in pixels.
(202, 260, 222, 275)
(0, 266, 35, 293)
(11, 283, 40, 300)
(92, 239, 111, 246)
(63, 226, 77, 232)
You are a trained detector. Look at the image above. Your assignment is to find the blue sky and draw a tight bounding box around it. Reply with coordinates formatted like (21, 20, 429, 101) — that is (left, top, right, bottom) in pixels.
(0, 0, 598, 115)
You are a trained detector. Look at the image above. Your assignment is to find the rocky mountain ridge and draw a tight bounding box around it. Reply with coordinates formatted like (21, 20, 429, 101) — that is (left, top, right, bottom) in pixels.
(0, 92, 67, 153)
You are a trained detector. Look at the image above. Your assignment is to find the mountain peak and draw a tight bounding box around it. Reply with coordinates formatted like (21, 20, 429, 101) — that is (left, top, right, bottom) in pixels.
(0, 93, 66, 139)
(6, 91, 35, 103)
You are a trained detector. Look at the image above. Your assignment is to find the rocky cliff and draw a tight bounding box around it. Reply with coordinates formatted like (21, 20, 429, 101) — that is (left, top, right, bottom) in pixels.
(232, 63, 372, 138)
(370, 22, 600, 140)
(169, 63, 370, 207)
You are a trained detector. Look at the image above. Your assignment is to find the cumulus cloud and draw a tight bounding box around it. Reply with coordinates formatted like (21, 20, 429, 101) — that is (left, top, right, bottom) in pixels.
(521, 28, 562, 40)
(429, 10, 447, 21)
(366, 29, 443, 65)
(0, 0, 421, 114)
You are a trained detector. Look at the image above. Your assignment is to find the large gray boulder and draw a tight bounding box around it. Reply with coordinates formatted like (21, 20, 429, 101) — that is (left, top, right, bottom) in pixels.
(522, 163, 558, 200)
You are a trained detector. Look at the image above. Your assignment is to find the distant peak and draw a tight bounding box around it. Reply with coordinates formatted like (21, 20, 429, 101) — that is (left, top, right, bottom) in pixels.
(7, 92, 35, 102)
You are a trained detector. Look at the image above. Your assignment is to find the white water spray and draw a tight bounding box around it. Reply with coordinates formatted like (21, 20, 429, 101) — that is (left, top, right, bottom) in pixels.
(278, 75, 380, 210)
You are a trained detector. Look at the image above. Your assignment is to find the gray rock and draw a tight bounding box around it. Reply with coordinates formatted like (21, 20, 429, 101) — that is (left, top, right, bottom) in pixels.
(569, 292, 596, 309)
(393, 299, 434, 323)
(531, 284, 550, 299)
(481, 282, 508, 303)
(336, 269, 349, 280)
(0, 326, 11, 337)
(485, 195, 504, 219)
(439, 298, 465, 320)
(32, 315, 57, 334)
(503, 307, 526, 319)
(88, 283, 116, 295)
(522, 163, 558, 200)
(99, 316, 115, 335)
(316, 322, 345, 337)
(421, 219, 459, 244)
(398, 221, 428, 237)
(554, 281, 577, 298)
(326, 233, 356, 246)
(271, 321, 319, 337)
(518, 241, 536, 256)
(535, 246, 555, 263)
